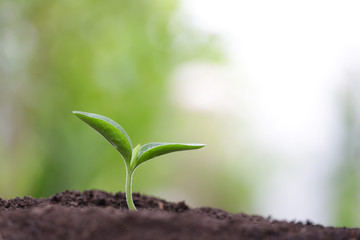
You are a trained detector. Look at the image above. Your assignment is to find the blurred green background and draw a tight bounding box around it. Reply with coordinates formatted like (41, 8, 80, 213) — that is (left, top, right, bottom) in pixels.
(0, 0, 254, 211)
(0, 0, 359, 228)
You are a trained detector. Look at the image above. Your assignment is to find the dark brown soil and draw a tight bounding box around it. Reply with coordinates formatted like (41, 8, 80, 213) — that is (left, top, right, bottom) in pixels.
(0, 190, 359, 240)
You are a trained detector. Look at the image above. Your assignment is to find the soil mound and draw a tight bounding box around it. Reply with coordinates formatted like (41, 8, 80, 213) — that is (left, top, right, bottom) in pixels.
(0, 190, 359, 240)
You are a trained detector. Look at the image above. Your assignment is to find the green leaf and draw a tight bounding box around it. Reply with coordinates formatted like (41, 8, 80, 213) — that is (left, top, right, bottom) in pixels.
(133, 142, 205, 170)
(73, 111, 133, 163)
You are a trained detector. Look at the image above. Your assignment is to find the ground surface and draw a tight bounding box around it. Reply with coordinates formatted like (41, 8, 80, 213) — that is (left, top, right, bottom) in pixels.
(0, 190, 359, 240)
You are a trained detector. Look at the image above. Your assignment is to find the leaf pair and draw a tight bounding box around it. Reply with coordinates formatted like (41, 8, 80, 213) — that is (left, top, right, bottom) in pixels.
(73, 111, 204, 172)
(73, 111, 205, 210)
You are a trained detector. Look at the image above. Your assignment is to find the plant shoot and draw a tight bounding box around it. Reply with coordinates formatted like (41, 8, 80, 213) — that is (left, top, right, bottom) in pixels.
(73, 111, 205, 210)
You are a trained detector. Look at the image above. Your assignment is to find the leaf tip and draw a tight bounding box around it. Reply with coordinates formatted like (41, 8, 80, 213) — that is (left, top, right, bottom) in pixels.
(72, 110, 83, 115)
(72, 111, 89, 119)
(193, 143, 206, 148)
(72, 111, 81, 117)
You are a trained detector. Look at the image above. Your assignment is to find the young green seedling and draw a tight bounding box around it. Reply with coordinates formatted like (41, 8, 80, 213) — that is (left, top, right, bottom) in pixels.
(73, 111, 205, 210)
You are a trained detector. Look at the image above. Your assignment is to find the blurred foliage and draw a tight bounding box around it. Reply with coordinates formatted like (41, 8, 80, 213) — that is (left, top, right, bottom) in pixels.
(332, 80, 360, 227)
(0, 0, 222, 198)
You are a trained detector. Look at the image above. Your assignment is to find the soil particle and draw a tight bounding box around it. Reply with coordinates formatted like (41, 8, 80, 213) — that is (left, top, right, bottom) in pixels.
(0, 190, 359, 240)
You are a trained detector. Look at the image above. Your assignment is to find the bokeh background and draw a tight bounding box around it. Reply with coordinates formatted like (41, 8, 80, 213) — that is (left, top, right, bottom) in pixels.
(1, 0, 360, 227)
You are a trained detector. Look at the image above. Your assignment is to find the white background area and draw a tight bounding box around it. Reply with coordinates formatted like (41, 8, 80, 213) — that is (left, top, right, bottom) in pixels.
(174, 0, 360, 225)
